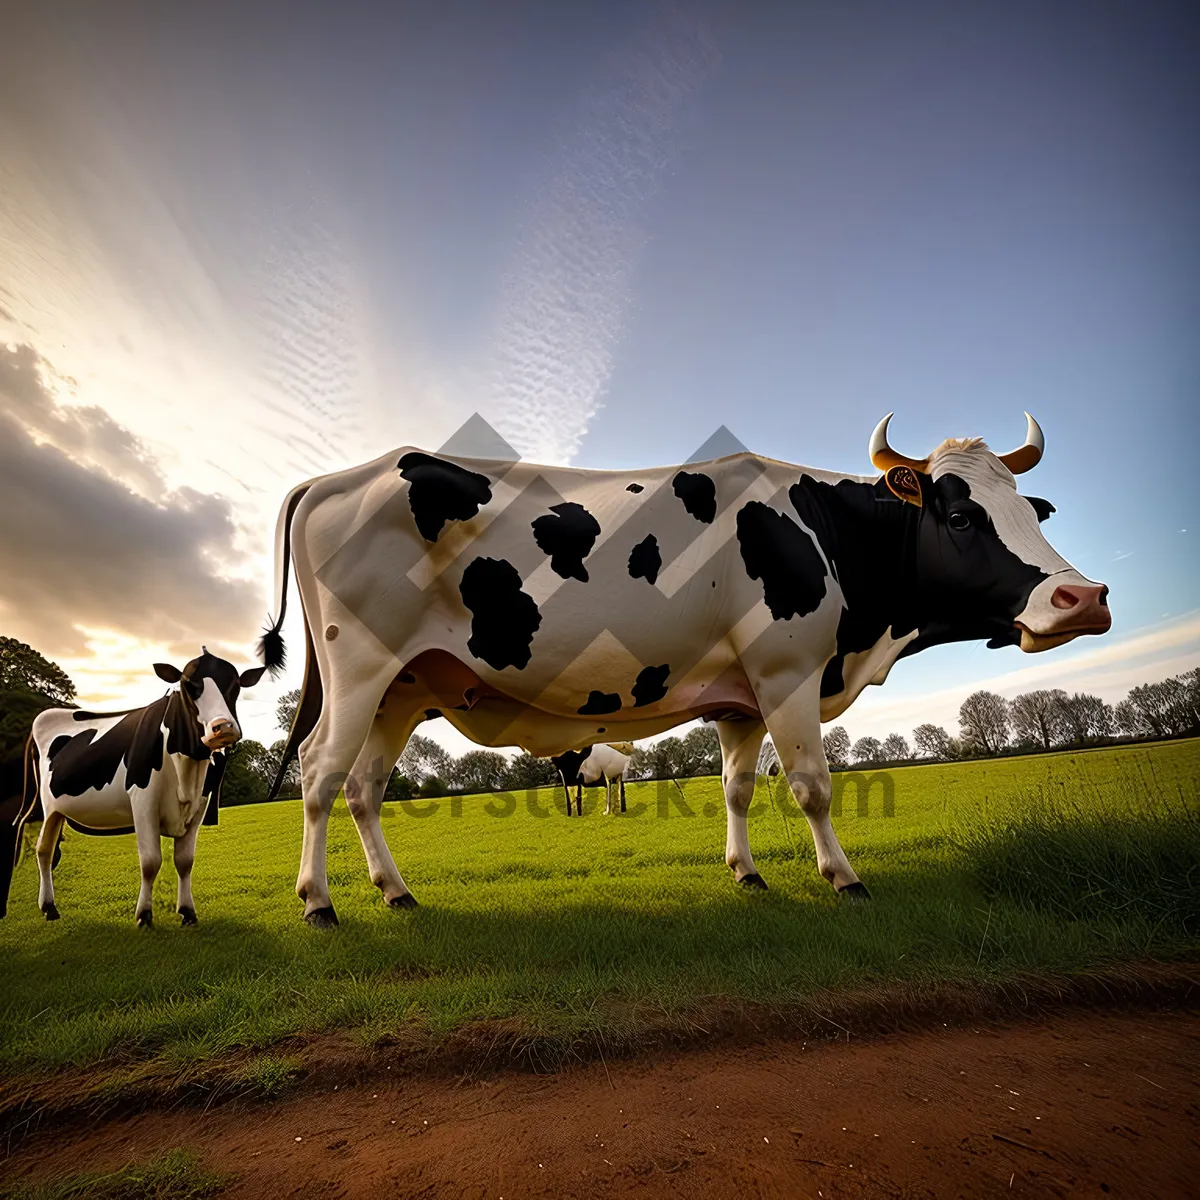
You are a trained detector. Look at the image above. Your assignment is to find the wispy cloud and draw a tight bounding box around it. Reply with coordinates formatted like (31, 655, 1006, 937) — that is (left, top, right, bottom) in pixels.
(479, 7, 719, 464)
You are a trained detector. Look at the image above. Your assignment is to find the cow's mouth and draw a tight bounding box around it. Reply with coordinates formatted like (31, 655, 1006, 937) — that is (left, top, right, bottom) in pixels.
(1013, 622, 1111, 654)
(203, 730, 240, 750)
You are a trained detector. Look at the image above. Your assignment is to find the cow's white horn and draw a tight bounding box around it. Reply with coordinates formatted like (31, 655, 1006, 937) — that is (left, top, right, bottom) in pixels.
(997, 412, 1044, 475)
(869, 413, 927, 473)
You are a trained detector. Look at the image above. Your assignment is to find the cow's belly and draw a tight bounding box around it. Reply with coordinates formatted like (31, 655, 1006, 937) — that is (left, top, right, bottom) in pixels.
(44, 780, 135, 829)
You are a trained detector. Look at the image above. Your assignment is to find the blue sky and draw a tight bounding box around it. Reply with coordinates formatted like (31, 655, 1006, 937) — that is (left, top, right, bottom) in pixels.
(0, 0, 1196, 748)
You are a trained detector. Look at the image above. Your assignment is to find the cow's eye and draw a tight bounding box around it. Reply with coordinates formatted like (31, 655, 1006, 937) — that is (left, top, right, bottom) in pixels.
(184, 679, 203, 699)
(948, 511, 971, 532)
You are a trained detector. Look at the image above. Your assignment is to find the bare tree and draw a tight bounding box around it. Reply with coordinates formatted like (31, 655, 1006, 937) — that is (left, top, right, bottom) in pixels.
(1056, 692, 1113, 744)
(913, 723, 952, 760)
(397, 733, 453, 782)
(959, 691, 1010, 755)
(1119, 677, 1193, 738)
(822, 726, 851, 769)
(756, 738, 780, 776)
(1008, 689, 1068, 749)
(880, 733, 910, 762)
(275, 687, 302, 733)
(852, 736, 882, 765)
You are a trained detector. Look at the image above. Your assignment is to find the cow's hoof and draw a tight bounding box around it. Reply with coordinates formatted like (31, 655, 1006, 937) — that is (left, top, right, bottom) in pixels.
(388, 893, 419, 911)
(42, 902, 60, 921)
(838, 881, 871, 902)
(179, 906, 198, 926)
(136, 910, 153, 928)
(738, 873, 768, 891)
(305, 905, 339, 929)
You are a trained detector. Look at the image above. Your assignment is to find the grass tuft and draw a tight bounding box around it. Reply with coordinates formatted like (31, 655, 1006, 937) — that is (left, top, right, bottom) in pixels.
(0, 1148, 231, 1200)
(960, 791, 1200, 937)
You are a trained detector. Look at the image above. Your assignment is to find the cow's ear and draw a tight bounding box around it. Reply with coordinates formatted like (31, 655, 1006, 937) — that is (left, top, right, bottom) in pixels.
(239, 666, 267, 688)
(1027, 496, 1056, 522)
(153, 663, 182, 684)
(884, 465, 924, 508)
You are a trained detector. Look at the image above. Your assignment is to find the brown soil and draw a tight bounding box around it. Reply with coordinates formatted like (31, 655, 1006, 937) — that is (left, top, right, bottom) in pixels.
(3, 1008, 1198, 1199)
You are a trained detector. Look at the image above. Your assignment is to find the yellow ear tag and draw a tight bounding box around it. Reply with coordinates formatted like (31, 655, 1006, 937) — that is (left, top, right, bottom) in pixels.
(885, 465, 923, 507)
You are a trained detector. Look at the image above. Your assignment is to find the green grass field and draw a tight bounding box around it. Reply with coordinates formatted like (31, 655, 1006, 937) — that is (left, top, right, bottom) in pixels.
(1, 740, 1196, 1091)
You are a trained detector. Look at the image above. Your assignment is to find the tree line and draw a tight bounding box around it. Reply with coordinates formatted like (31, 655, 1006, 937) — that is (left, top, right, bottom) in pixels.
(807, 668, 1200, 770)
(1, 639, 1195, 808)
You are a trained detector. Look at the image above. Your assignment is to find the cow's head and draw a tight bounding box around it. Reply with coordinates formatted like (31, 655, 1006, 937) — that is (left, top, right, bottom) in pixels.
(153, 648, 267, 749)
(870, 414, 1111, 652)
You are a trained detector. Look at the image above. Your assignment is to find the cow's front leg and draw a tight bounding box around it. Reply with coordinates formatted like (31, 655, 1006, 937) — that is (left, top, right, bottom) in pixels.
(173, 812, 203, 925)
(131, 794, 163, 927)
(764, 684, 866, 898)
(715, 719, 767, 888)
(35, 809, 65, 920)
(619, 775, 626, 813)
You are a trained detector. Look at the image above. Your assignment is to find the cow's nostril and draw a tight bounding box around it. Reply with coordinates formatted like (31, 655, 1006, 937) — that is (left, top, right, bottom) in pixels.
(1051, 586, 1078, 611)
(1099, 586, 1109, 608)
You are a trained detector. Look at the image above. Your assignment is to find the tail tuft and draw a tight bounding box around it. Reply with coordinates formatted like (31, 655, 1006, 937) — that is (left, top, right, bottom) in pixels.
(258, 619, 287, 676)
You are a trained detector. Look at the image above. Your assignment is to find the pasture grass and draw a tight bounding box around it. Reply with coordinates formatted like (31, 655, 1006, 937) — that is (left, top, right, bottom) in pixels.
(0, 1149, 230, 1200)
(0, 740, 1196, 1092)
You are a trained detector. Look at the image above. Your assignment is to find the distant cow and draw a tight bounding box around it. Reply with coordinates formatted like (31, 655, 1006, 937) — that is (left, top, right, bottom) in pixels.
(551, 741, 634, 816)
(12, 650, 264, 927)
(260, 413, 1109, 925)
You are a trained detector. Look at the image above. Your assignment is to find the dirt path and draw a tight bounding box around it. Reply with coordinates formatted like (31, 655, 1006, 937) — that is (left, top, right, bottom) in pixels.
(3, 1008, 1198, 1198)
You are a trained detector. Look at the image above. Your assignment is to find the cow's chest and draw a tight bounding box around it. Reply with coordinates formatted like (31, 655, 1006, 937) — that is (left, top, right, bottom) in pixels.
(155, 755, 208, 837)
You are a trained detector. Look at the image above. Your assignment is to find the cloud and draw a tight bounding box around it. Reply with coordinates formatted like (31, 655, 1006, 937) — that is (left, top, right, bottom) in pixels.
(0, 343, 259, 657)
(480, 7, 719, 464)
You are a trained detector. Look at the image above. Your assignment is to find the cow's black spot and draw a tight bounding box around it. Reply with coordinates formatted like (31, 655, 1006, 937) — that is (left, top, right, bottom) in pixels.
(397, 671, 416, 684)
(736, 501, 828, 620)
(71, 708, 132, 722)
(632, 664, 670, 707)
(626, 483, 644, 493)
(398, 451, 492, 542)
(673, 470, 717, 524)
(531, 502, 601, 582)
(423, 708, 442, 720)
(578, 690, 622, 715)
(459, 557, 542, 670)
(627, 535, 662, 585)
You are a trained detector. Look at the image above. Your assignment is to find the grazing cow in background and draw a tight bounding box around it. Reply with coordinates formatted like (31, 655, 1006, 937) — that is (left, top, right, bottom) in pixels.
(551, 741, 634, 816)
(261, 413, 1109, 925)
(12, 650, 264, 927)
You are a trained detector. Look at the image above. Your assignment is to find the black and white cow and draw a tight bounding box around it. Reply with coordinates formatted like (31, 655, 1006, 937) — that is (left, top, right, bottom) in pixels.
(551, 741, 634, 816)
(259, 414, 1109, 925)
(13, 651, 264, 926)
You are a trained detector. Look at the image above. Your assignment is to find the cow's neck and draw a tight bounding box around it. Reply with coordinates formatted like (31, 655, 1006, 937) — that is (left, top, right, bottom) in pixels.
(788, 474, 923, 716)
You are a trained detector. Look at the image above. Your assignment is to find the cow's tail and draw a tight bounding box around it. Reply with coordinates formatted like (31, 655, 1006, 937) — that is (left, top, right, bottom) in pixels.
(9, 734, 42, 868)
(259, 480, 324, 802)
(266, 618, 323, 802)
(257, 480, 314, 677)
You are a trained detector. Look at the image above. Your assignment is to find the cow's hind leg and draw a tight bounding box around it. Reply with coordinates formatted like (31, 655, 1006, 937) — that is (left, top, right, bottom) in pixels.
(344, 688, 424, 910)
(619, 775, 626, 814)
(36, 809, 65, 920)
(296, 668, 396, 926)
(174, 813, 203, 925)
(715, 719, 767, 888)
